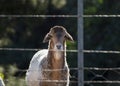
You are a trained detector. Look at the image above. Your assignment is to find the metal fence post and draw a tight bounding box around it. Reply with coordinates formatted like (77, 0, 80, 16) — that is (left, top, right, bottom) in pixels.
(77, 0, 84, 86)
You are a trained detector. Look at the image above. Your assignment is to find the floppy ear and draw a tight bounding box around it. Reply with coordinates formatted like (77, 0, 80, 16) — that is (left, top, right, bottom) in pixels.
(43, 33, 52, 43)
(65, 32, 74, 42)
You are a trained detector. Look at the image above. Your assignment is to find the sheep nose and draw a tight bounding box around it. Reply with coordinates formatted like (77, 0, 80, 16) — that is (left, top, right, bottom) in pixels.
(56, 45, 62, 49)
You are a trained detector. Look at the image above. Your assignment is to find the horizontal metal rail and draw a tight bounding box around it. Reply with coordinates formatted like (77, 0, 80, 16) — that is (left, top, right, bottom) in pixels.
(0, 48, 120, 54)
(84, 81, 120, 84)
(0, 15, 120, 18)
(17, 67, 120, 72)
(4, 79, 120, 84)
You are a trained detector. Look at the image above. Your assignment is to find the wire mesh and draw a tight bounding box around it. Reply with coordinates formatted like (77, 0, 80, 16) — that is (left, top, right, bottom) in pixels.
(2, 67, 120, 84)
(1, 49, 120, 84)
(0, 48, 120, 85)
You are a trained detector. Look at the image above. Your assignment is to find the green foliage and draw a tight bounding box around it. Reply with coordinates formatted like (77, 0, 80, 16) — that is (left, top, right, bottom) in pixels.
(0, 67, 4, 79)
(52, 0, 67, 8)
(0, 65, 25, 86)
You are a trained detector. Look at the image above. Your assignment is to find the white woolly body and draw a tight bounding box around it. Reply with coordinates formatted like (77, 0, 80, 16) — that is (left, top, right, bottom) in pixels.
(26, 49, 48, 86)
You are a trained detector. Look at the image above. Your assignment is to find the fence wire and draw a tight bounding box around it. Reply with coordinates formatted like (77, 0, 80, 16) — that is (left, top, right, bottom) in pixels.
(1, 48, 120, 54)
(0, 15, 120, 18)
(17, 67, 120, 72)
(0, 15, 77, 18)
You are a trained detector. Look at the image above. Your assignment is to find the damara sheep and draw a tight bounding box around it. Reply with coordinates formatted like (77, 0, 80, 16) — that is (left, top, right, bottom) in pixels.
(26, 26, 74, 86)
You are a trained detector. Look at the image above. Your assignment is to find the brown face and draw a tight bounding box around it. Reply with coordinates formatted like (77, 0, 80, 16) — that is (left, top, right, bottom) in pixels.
(43, 26, 74, 50)
(51, 28, 66, 50)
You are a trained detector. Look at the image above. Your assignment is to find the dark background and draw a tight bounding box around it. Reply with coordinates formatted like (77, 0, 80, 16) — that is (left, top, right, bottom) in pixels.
(0, 0, 120, 86)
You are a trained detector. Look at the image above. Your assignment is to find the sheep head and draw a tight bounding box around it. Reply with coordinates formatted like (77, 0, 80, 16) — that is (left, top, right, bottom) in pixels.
(43, 26, 74, 51)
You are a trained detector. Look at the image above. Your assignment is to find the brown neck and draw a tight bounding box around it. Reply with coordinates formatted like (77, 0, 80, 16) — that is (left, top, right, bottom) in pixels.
(47, 41, 66, 80)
